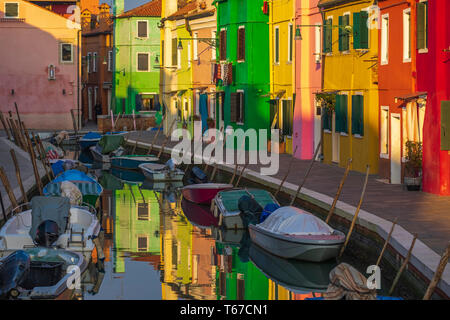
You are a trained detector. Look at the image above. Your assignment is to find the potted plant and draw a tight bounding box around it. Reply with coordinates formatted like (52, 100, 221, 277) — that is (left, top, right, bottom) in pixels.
(404, 141, 423, 191)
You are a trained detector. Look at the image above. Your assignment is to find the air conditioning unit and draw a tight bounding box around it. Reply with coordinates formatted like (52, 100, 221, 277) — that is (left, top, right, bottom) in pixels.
(48, 64, 56, 80)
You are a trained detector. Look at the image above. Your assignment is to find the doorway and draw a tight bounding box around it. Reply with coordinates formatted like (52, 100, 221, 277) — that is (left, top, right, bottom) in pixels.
(390, 114, 401, 184)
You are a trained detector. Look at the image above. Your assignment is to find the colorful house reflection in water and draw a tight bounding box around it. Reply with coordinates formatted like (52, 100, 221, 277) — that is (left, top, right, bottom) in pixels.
(114, 185, 161, 273)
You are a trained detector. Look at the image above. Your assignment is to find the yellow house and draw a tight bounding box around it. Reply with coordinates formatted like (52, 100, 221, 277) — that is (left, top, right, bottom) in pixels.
(269, 0, 295, 154)
(318, 0, 379, 174)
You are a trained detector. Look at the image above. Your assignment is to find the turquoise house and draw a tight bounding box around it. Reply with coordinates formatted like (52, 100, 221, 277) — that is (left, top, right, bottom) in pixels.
(112, 0, 162, 115)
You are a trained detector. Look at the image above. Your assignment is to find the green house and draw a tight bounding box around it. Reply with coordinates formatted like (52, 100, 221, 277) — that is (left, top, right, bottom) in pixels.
(214, 0, 270, 150)
(112, 0, 162, 115)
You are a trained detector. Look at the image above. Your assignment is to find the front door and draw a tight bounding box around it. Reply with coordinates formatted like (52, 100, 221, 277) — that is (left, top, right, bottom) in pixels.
(390, 114, 401, 184)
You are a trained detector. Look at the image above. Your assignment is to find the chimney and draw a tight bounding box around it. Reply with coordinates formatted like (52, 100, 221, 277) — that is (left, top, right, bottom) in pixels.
(113, 0, 124, 16)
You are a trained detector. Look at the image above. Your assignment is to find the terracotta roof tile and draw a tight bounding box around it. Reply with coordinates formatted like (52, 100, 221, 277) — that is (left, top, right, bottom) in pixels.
(117, 0, 162, 18)
(167, 1, 198, 20)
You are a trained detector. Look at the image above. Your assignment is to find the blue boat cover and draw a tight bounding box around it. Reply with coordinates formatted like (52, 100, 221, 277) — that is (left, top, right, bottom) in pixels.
(44, 170, 102, 195)
(200, 94, 208, 134)
(81, 132, 101, 140)
(51, 161, 65, 176)
(260, 203, 281, 223)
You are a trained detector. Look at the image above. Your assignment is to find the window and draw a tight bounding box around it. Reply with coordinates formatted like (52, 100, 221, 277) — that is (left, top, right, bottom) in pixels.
(417, 1, 428, 51)
(137, 203, 149, 220)
(314, 24, 321, 63)
(282, 100, 293, 136)
(137, 20, 148, 38)
(335, 94, 348, 134)
(338, 14, 350, 52)
(237, 26, 245, 61)
(403, 9, 411, 61)
(92, 52, 97, 72)
(381, 14, 389, 64)
(137, 236, 148, 252)
(87, 52, 92, 73)
(193, 32, 198, 60)
(288, 24, 293, 62)
(172, 37, 178, 67)
(211, 30, 217, 60)
(274, 26, 280, 64)
(137, 53, 149, 71)
(219, 29, 227, 61)
(230, 91, 244, 124)
(353, 11, 369, 49)
(108, 50, 112, 71)
(380, 107, 389, 155)
(136, 94, 156, 111)
(441, 101, 450, 150)
(351, 94, 364, 136)
(323, 108, 332, 131)
(323, 18, 333, 53)
(61, 43, 73, 63)
(4, 2, 18, 18)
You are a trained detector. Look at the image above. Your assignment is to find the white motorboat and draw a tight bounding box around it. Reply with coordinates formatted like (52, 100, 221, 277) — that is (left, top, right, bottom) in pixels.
(139, 163, 184, 182)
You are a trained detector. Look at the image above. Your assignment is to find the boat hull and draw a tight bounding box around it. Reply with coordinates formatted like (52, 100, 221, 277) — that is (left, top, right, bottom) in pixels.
(111, 155, 159, 170)
(248, 224, 345, 262)
(79, 139, 100, 150)
(181, 184, 233, 204)
(180, 199, 218, 229)
(139, 164, 184, 182)
(90, 146, 110, 163)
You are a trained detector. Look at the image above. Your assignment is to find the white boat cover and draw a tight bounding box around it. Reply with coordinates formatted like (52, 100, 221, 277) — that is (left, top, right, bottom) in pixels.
(60, 181, 82, 205)
(258, 206, 334, 236)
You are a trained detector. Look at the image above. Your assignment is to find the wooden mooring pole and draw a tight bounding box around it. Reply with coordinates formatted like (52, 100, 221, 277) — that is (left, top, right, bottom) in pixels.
(375, 218, 398, 267)
(157, 119, 176, 158)
(338, 164, 370, 258)
(235, 163, 248, 188)
(22, 125, 43, 195)
(388, 234, 417, 296)
(325, 158, 352, 224)
(147, 115, 166, 155)
(32, 134, 52, 183)
(36, 134, 55, 180)
(0, 166, 19, 212)
(274, 146, 298, 198)
(289, 138, 322, 206)
(10, 149, 28, 205)
(423, 242, 450, 300)
(0, 112, 12, 140)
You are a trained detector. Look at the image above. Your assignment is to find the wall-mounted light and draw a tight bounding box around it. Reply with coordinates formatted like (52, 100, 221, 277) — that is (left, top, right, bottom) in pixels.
(177, 39, 183, 50)
(295, 26, 302, 41)
(154, 55, 159, 64)
(62, 89, 66, 95)
(48, 64, 56, 80)
(11, 89, 15, 95)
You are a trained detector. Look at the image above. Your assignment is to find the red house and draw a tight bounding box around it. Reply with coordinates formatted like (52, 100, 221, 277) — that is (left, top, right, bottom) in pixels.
(416, 0, 450, 195)
(378, 0, 421, 185)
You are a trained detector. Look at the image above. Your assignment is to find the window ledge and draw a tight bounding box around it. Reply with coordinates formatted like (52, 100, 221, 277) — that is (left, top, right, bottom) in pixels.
(353, 134, 364, 139)
(340, 132, 348, 137)
(237, 60, 245, 63)
(418, 48, 428, 54)
(324, 129, 332, 134)
(403, 58, 411, 63)
(380, 153, 389, 159)
(380, 60, 388, 66)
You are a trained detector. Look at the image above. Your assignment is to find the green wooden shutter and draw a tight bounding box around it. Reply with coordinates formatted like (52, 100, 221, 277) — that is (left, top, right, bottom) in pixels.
(352, 95, 364, 135)
(323, 109, 331, 131)
(441, 101, 450, 150)
(341, 95, 348, 133)
(338, 16, 343, 51)
(343, 15, 350, 51)
(323, 19, 332, 53)
(230, 92, 238, 122)
(417, 2, 427, 50)
(360, 11, 369, 49)
(353, 12, 361, 49)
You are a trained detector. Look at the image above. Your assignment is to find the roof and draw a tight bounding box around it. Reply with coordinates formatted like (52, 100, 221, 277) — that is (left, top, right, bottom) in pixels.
(117, 0, 162, 18)
(318, 0, 371, 9)
(167, 1, 198, 20)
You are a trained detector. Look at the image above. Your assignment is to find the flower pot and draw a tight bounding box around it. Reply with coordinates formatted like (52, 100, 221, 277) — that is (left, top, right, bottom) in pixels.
(404, 176, 422, 191)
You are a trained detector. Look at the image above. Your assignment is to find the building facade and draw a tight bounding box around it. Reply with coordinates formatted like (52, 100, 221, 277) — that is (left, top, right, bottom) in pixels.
(0, 0, 80, 129)
(81, 3, 113, 123)
(113, 0, 161, 115)
(318, 0, 379, 174)
(416, 0, 450, 195)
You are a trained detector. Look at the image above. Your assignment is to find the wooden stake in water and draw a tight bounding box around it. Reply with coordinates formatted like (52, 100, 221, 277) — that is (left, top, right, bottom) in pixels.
(388, 234, 417, 296)
(0, 112, 12, 140)
(338, 164, 370, 258)
(10, 149, 28, 205)
(423, 242, 450, 300)
(157, 119, 176, 158)
(375, 218, 398, 267)
(289, 138, 322, 206)
(32, 134, 52, 183)
(235, 163, 248, 188)
(147, 115, 166, 155)
(210, 129, 229, 181)
(36, 134, 55, 180)
(325, 158, 352, 224)
(0, 166, 18, 211)
(23, 125, 43, 195)
(274, 145, 298, 198)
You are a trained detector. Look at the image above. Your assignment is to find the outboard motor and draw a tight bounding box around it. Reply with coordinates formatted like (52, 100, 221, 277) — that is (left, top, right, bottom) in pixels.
(0, 250, 30, 299)
(238, 195, 263, 227)
(35, 220, 60, 247)
(190, 166, 208, 184)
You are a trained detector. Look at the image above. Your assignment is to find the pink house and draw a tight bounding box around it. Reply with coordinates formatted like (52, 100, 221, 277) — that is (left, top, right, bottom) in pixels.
(293, 0, 323, 160)
(0, 0, 80, 130)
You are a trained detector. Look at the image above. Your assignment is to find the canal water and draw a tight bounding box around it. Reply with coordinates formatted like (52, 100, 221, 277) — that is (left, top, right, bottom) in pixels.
(56, 148, 418, 300)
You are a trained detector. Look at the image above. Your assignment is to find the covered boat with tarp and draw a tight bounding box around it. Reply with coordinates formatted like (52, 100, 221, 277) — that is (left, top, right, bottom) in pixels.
(0, 196, 100, 257)
(90, 134, 125, 163)
(0, 248, 86, 300)
(79, 131, 102, 150)
(43, 170, 103, 207)
(248, 206, 345, 262)
(212, 188, 279, 229)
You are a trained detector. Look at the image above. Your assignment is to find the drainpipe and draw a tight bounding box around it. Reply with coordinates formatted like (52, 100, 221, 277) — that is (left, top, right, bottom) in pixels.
(77, 29, 81, 131)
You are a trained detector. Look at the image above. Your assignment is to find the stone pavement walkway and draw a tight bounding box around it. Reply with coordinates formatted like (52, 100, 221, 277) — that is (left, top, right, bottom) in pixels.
(126, 130, 450, 256)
